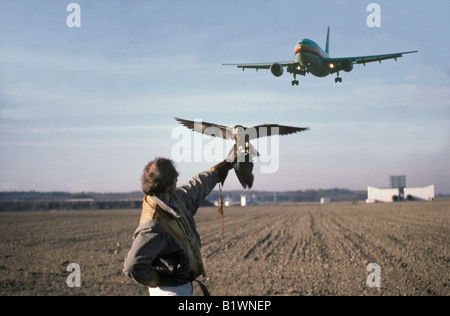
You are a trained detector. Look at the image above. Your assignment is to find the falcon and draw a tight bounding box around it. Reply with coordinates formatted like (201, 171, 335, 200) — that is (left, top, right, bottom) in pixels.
(175, 117, 309, 189)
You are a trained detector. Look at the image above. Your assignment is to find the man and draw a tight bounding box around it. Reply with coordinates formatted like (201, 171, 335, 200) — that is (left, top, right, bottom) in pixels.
(123, 157, 233, 296)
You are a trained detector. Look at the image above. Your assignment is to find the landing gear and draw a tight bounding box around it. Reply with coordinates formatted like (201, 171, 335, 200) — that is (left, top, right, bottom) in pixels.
(291, 74, 299, 86)
(335, 72, 342, 83)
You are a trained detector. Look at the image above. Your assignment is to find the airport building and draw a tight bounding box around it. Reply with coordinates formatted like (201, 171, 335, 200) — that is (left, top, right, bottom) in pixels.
(366, 176, 435, 203)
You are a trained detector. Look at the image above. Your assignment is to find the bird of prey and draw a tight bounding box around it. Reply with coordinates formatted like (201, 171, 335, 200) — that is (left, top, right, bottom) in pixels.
(175, 117, 309, 189)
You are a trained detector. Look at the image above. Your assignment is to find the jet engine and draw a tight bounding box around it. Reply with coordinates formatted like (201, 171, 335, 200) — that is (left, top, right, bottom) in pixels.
(340, 59, 353, 72)
(270, 63, 284, 77)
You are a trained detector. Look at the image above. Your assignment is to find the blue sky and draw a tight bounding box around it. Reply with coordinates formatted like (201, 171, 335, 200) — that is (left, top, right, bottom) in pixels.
(0, 0, 449, 193)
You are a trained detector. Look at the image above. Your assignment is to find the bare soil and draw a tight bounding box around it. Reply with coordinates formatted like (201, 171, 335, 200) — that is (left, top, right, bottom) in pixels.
(0, 200, 448, 296)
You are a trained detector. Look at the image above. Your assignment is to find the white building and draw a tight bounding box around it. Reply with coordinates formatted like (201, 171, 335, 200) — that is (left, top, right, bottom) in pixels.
(241, 195, 247, 207)
(366, 187, 400, 203)
(404, 185, 435, 201)
(240, 194, 258, 207)
(366, 185, 435, 203)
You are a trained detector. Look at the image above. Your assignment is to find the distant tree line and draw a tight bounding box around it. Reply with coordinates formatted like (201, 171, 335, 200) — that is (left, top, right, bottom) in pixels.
(0, 200, 143, 212)
(288, 188, 367, 203)
(0, 191, 144, 201)
(0, 189, 368, 212)
(207, 188, 367, 204)
(0, 191, 144, 212)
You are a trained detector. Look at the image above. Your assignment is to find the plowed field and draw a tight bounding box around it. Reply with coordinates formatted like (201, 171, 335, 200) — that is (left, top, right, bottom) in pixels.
(0, 200, 448, 296)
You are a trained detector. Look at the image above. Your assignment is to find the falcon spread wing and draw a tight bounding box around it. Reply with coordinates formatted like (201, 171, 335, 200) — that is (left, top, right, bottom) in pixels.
(247, 124, 309, 140)
(174, 117, 233, 140)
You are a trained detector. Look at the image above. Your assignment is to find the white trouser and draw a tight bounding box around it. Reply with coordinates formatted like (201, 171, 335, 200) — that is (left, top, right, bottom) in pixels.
(148, 282, 193, 296)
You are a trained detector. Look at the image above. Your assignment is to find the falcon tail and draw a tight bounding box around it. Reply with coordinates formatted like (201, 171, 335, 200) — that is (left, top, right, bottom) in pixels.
(234, 162, 254, 189)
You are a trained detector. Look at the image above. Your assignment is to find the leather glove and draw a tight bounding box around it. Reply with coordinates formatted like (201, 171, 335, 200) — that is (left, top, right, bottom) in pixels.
(212, 159, 234, 185)
(212, 150, 236, 185)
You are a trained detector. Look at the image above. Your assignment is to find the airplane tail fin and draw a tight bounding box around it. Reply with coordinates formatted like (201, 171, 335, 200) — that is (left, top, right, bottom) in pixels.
(325, 26, 330, 55)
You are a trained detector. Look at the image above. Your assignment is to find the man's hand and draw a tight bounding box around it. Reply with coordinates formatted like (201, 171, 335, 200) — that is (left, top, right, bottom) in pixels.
(212, 152, 235, 185)
(146, 273, 161, 288)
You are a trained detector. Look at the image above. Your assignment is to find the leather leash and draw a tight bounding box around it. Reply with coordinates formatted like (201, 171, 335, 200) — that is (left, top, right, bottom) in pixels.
(218, 183, 225, 250)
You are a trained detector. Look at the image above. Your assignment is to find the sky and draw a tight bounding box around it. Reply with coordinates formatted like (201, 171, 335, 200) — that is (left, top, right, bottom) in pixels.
(0, 0, 449, 194)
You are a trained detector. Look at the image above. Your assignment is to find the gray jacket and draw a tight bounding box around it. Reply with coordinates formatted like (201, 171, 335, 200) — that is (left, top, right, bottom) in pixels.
(123, 169, 219, 287)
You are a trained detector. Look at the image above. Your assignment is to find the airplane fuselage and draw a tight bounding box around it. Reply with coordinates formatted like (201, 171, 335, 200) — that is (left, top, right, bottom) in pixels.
(295, 39, 331, 77)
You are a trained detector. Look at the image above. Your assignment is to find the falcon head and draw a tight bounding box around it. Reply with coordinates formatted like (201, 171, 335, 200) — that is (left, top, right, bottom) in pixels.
(232, 125, 246, 135)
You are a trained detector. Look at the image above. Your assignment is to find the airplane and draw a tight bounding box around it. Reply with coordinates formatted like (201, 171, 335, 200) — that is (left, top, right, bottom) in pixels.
(223, 27, 418, 85)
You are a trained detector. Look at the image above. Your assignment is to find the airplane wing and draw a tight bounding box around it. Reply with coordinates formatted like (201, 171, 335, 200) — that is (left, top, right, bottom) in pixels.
(222, 61, 307, 75)
(325, 50, 418, 72)
(351, 50, 418, 65)
(222, 61, 297, 70)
